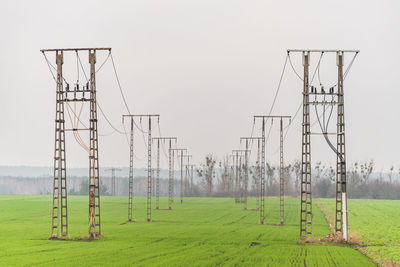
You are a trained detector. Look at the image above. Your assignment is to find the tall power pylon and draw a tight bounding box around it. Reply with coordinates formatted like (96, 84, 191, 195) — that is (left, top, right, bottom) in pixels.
(42, 47, 111, 240)
(261, 116, 291, 225)
(187, 164, 195, 196)
(288, 49, 359, 241)
(123, 114, 160, 222)
(171, 148, 188, 204)
(232, 150, 249, 205)
(182, 155, 192, 198)
(106, 168, 122, 196)
(253, 116, 268, 224)
(229, 153, 241, 203)
(152, 137, 177, 210)
(240, 137, 263, 210)
(122, 116, 135, 222)
(253, 115, 288, 224)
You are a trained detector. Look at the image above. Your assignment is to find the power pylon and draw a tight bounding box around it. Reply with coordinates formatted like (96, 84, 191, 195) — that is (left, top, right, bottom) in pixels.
(240, 137, 263, 210)
(232, 150, 249, 204)
(229, 153, 240, 203)
(288, 49, 359, 241)
(106, 168, 122, 196)
(42, 47, 111, 240)
(182, 155, 192, 198)
(122, 116, 135, 222)
(253, 116, 268, 224)
(123, 114, 160, 222)
(171, 148, 188, 204)
(152, 137, 177, 210)
(278, 117, 291, 225)
(187, 164, 195, 196)
(254, 115, 290, 224)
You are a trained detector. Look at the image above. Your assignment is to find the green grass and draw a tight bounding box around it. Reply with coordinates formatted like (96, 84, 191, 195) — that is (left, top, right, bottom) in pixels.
(0, 195, 373, 266)
(317, 198, 400, 266)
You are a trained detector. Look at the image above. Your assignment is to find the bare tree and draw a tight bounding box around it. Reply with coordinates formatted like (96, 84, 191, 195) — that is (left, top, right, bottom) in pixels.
(196, 154, 217, 196)
(292, 161, 302, 196)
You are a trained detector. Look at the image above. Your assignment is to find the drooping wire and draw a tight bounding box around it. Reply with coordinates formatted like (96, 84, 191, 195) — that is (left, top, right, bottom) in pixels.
(43, 53, 56, 82)
(96, 51, 111, 74)
(288, 53, 303, 81)
(97, 101, 125, 134)
(267, 54, 289, 116)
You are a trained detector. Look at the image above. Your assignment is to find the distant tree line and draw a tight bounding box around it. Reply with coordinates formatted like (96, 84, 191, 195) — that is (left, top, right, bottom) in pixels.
(190, 155, 400, 200)
(2, 158, 400, 200)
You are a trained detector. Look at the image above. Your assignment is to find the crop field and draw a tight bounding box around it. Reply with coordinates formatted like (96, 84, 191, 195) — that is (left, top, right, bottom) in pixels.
(0, 195, 373, 266)
(317, 198, 400, 266)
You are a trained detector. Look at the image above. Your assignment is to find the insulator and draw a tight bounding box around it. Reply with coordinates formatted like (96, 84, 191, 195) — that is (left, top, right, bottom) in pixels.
(86, 82, 89, 89)
(321, 86, 325, 94)
(76, 83, 79, 90)
(66, 83, 70, 91)
(329, 87, 334, 94)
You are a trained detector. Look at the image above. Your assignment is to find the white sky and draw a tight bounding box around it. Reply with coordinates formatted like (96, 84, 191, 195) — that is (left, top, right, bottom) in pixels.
(0, 0, 399, 170)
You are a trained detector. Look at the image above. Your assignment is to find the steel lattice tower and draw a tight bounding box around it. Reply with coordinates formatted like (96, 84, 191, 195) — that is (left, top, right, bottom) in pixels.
(42, 47, 110, 240)
(156, 139, 160, 209)
(51, 51, 68, 238)
(288, 49, 359, 241)
(152, 137, 177, 210)
(240, 137, 263, 210)
(279, 118, 284, 225)
(88, 50, 101, 239)
(336, 52, 348, 239)
(123, 114, 160, 222)
(106, 168, 121, 196)
(170, 148, 187, 204)
(232, 150, 249, 205)
(256, 139, 261, 210)
(300, 51, 312, 238)
(275, 116, 291, 225)
(181, 155, 192, 199)
(128, 118, 134, 221)
(253, 116, 267, 224)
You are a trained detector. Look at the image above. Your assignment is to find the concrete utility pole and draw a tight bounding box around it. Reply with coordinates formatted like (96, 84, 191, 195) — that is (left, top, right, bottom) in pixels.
(240, 137, 263, 210)
(106, 168, 122, 196)
(288, 49, 359, 241)
(123, 114, 160, 222)
(42, 47, 111, 240)
(152, 137, 177, 210)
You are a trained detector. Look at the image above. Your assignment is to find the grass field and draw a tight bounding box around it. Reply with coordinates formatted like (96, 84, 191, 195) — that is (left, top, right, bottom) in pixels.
(317, 198, 400, 266)
(0, 195, 373, 266)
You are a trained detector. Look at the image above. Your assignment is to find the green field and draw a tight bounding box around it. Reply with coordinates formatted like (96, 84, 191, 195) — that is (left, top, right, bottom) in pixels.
(317, 198, 400, 266)
(0, 195, 373, 266)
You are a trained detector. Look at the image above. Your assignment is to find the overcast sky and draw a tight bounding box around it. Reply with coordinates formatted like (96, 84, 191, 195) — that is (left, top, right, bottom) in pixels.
(0, 0, 399, 170)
